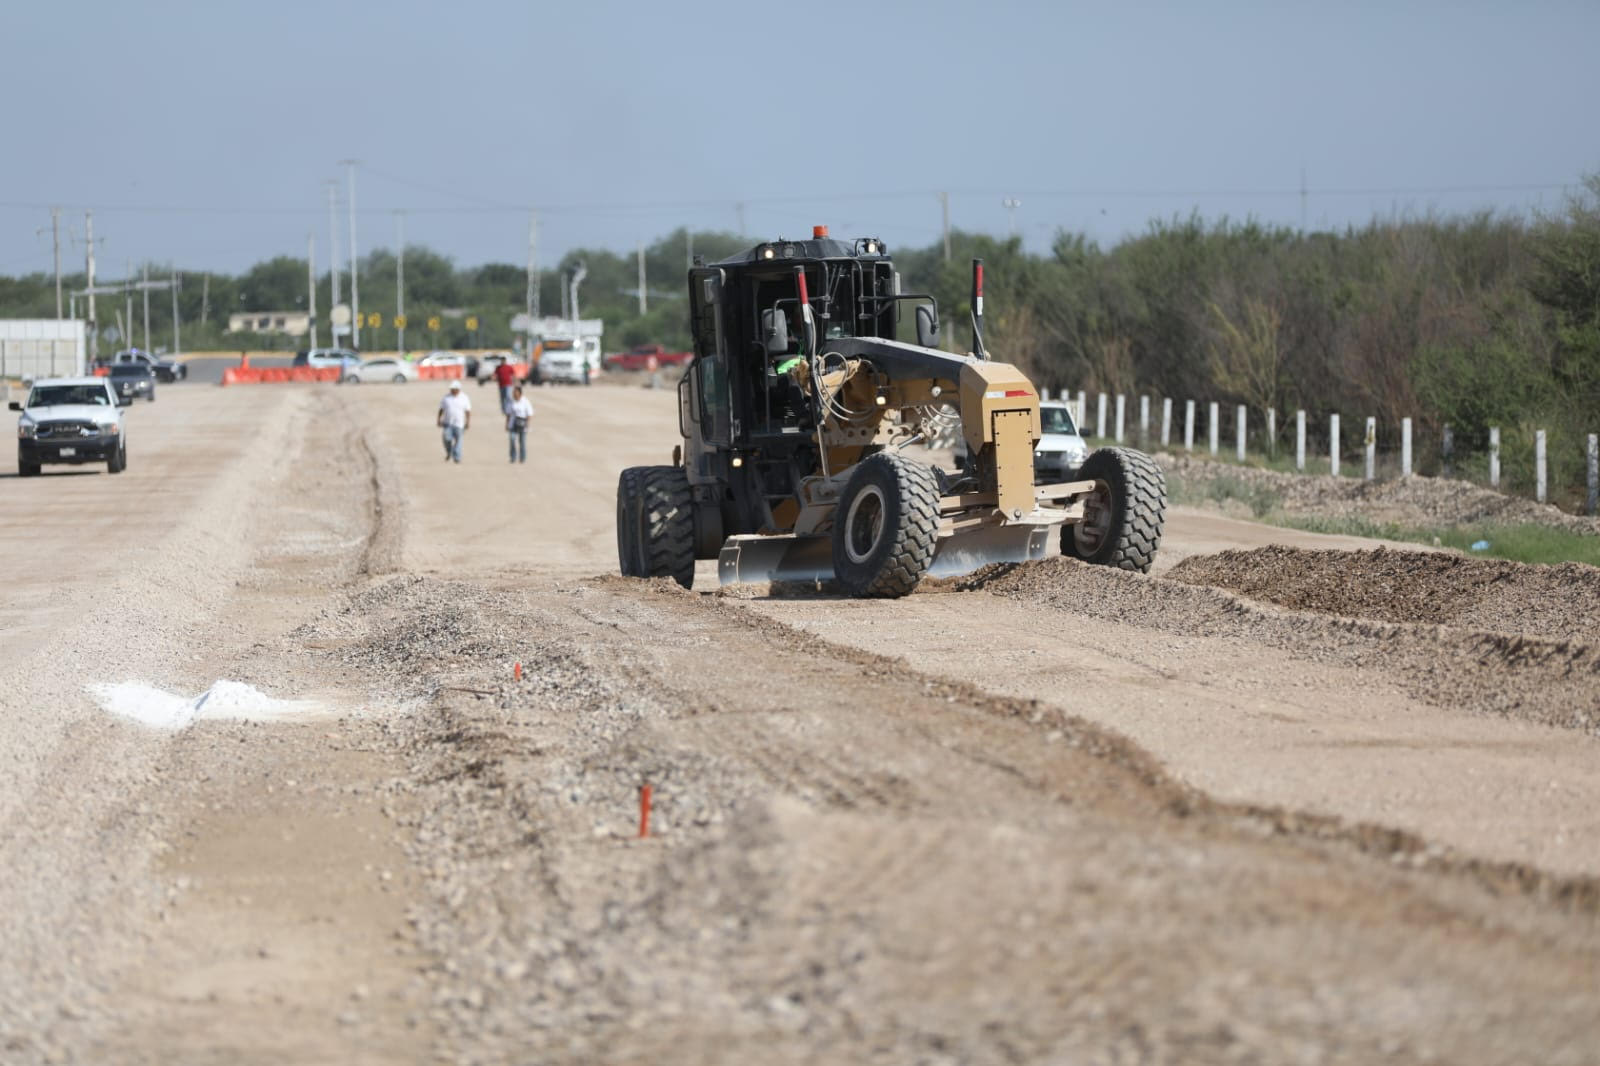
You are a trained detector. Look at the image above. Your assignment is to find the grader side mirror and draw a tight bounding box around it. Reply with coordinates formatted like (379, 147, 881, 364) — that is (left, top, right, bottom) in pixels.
(761, 308, 789, 357)
(915, 305, 940, 349)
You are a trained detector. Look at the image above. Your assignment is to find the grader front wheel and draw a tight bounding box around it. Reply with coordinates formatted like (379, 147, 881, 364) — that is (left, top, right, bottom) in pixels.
(1062, 447, 1166, 573)
(830, 452, 940, 598)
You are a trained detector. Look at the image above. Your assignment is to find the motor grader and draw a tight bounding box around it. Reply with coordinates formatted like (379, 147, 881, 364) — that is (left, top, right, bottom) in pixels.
(616, 228, 1165, 597)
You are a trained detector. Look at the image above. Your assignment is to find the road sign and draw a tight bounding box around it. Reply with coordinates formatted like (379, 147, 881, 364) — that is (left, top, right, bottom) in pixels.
(465, 315, 479, 331)
(367, 311, 382, 328)
(393, 314, 407, 329)
(330, 304, 352, 326)
(427, 315, 441, 331)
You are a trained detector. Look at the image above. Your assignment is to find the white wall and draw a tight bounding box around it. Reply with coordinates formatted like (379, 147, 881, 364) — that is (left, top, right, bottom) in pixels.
(0, 320, 87, 379)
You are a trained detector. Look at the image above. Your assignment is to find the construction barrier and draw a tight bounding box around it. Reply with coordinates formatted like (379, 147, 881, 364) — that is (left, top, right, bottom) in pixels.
(218, 363, 528, 386)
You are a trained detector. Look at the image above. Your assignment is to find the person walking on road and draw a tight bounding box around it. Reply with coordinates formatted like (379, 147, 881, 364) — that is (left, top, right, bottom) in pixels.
(505, 385, 534, 464)
(437, 380, 472, 463)
(494, 359, 517, 413)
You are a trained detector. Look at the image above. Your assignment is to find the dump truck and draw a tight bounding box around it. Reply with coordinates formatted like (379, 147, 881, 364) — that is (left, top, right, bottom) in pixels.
(616, 228, 1165, 597)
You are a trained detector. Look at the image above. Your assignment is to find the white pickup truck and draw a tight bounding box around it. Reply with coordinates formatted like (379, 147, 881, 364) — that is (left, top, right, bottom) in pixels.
(10, 376, 130, 477)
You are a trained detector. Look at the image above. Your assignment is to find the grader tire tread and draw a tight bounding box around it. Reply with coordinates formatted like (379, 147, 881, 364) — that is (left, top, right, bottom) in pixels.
(638, 466, 696, 589)
(616, 467, 647, 577)
(837, 452, 940, 598)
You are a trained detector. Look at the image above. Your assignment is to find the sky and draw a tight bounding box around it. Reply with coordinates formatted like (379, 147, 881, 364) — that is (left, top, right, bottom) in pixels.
(2, 0, 1596, 280)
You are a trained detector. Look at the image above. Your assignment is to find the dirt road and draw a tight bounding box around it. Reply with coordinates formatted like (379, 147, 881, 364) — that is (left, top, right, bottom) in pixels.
(2, 382, 1597, 1064)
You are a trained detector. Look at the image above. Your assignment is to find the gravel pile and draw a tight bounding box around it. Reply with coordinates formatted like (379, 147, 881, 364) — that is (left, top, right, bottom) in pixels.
(1169, 546, 1600, 644)
(1160, 453, 1600, 534)
(965, 556, 1600, 734)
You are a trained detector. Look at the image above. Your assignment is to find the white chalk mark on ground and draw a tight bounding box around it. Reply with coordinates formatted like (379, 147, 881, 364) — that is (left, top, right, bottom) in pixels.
(89, 680, 324, 730)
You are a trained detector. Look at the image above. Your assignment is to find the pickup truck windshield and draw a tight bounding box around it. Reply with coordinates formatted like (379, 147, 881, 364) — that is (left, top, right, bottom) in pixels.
(29, 385, 112, 407)
(1040, 407, 1078, 435)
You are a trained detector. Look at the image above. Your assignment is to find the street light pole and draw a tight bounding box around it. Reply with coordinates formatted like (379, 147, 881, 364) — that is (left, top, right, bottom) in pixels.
(341, 160, 360, 350)
(1002, 197, 1022, 240)
(396, 211, 406, 355)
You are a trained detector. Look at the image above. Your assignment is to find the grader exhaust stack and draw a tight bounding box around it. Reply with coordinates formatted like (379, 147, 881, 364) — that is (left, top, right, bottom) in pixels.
(616, 230, 1166, 597)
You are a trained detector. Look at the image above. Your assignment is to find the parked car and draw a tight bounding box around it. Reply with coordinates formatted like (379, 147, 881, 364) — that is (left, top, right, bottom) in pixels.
(345, 357, 417, 384)
(1032, 400, 1091, 482)
(112, 348, 186, 382)
(604, 343, 691, 371)
(107, 363, 157, 403)
(10, 376, 130, 476)
(417, 350, 467, 370)
(293, 348, 361, 373)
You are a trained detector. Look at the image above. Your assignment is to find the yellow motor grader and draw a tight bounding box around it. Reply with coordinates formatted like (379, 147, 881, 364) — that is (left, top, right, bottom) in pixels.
(616, 229, 1165, 597)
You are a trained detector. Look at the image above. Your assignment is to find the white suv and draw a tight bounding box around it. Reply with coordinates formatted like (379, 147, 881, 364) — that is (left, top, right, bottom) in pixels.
(10, 376, 129, 477)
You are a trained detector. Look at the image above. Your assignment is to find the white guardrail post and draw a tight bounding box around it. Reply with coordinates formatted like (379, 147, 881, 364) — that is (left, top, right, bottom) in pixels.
(1296, 409, 1306, 472)
(1401, 417, 1413, 477)
(1184, 400, 1195, 451)
(1267, 408, 1276, 458)
(1139, 395, 1149, 446)
(1364, 417, 1376, 480)
(1096, 393, 1107, 439)
(1588, 434, 1598, 516)
(1077, 390, 1087, 430)
(1235, 404, 1246, 461)
(1161, 397, 1172, 447)
(1489, 426, 1500, 488)
(1115, 394, 1126, 443)
(1208, 401, 1219, 455)
(1535, 430, 1547, 503)
(1330, 413, 1341, 476)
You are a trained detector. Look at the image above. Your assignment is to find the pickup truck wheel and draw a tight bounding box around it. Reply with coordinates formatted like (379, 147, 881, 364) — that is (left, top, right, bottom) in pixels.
(392, 373, 407, 384)
(108, 443, 126, 474)
(343, 374, 359, 384)
(19, 460, 40, 477)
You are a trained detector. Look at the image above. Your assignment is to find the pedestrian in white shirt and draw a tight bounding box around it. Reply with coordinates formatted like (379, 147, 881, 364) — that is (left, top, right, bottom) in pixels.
(505, 385, 534, 463)
(437, 381, 472, 463)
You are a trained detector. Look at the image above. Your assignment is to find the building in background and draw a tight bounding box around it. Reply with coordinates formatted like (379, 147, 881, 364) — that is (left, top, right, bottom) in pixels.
(226, 311, 312, 337)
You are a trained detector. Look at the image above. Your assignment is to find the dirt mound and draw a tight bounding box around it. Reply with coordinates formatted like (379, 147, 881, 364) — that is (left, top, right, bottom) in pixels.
(1161, 453, 1600, 535)
(963, 556, 1600, 735)
(1168, 546, 1600, 643)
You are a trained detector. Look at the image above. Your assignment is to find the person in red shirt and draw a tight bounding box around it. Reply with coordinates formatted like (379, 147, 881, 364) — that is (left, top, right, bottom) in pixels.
(494, 360, 517, 413)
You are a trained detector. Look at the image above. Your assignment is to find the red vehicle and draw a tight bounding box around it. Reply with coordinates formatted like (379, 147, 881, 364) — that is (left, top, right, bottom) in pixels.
(603, 343, 692, 371)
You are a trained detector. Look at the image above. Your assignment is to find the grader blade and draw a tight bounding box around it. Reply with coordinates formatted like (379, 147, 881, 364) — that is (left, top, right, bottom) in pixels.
(717, 523, 1051, 588)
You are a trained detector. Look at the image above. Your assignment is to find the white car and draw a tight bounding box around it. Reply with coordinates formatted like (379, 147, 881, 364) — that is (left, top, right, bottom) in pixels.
(10, 376, 130, 477)
(417, 350, 467, 370)
(345, 357, 418, 384)
(295, 347, 360, 372)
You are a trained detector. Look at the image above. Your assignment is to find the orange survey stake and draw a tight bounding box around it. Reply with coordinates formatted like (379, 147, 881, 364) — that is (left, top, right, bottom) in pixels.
(638, 784, 652, 838)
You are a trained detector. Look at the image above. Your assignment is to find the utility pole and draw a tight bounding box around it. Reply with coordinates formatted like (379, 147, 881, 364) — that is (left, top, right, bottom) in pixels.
(525, 210, 539, 326)
(200, 272, 210, 326)
(1299, 166, 1308, 231)
(939, 191, 951, 262)
(84, 211, 98, 362)
(123, 262, 133, 351)
(636, 240, 647, 315)
(735, 201, 746, 236)
(51, 207, 63, 318)
(395, 211, 405, 354)
(171, 271, 181, 355)
(326, 182, 342, 344)
(1002, 197, 1022, 240)
(307, 234, 318, 349)
(342, 160, 360, 350)
(141, 261, 151, 352)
